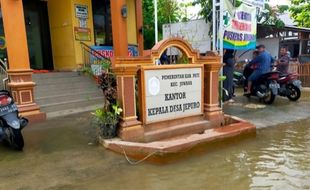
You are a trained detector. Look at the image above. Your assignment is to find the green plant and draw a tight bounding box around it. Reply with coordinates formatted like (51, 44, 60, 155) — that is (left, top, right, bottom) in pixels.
(100, 59, 111, 71)
(143, 0, 185, 49)
(177, 55, 189, 64)
(82, 59, 111, 76)
(81, 66, 92, 75)
(290, 0, 310, 28)
(92, 104, 122, 138)
(98, 70, 117, 107)
(92, 105, 122, 126)
(91, 64, 121, 139)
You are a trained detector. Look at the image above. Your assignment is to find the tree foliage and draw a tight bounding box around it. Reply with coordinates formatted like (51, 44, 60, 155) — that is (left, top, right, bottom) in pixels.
(143, 0, 183, 49)
(193, 0, 287, 33)
(258, 4, 288, 28)
(290, 0, 310, 27)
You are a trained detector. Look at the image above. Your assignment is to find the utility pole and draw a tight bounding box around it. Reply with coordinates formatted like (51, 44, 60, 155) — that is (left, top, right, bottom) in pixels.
(212, 0, 224, 107)
(154, 0, 159, 43)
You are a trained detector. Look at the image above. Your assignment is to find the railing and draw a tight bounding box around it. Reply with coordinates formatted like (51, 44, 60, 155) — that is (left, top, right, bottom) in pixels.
(289, 63, 310, 87)
(0, 58, 8, 90)
(80, 42, 111, 76)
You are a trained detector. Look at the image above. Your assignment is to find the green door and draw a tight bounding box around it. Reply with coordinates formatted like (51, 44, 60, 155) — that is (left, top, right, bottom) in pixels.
(23, 0, 53, 70)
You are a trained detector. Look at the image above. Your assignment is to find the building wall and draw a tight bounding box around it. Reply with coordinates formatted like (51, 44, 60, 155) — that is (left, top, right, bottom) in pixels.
(48, 0, 76, 70)
(71, 0, 95, 68)
(236, 38, 280, 61)
(163, 19, 211, 53)
(127, 0, 137, 45)
(48, 0, 137, 71)
(48, 0, 94, 71)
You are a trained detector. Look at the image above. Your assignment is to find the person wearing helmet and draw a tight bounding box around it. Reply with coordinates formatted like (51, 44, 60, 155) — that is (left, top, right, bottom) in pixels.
(244, 44, 274, 95)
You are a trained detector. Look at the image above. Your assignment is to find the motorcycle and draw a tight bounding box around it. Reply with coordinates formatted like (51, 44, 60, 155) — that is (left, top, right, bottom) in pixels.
(233, 71, 245, 87)
(243, 65, 280, 104)
(277, 72, 302, 101)
(0, 90, 28, 150)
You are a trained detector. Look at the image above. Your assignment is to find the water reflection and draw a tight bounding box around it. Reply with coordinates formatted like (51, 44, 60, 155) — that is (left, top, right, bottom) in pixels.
(0, 114, 310, 190)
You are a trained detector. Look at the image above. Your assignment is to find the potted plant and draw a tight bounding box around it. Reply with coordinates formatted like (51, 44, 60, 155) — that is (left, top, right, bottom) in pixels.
(92, 67, 122, 139)
(92, 104, 122, 139)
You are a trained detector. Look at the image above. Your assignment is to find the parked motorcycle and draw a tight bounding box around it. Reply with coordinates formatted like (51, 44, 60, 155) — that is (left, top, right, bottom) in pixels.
(243, 65, 280, 104)
(0, 90, 28, 150)
(277, 72, 302, 101)
(233, 71, 245, 87)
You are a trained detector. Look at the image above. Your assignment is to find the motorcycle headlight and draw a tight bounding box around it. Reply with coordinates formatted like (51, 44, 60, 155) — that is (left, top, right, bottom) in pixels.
(8, 120, 20, 129)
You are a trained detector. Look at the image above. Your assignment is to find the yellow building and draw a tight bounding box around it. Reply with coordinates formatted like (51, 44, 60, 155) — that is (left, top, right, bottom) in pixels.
(0, 0, 143, 71)
(0, 0, 143, 121)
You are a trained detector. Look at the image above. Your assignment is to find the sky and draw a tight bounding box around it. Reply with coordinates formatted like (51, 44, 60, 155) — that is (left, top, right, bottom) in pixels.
(269, 0, 290, 6)
(176, 0, 291, 5)
(176, 0, 291, 19)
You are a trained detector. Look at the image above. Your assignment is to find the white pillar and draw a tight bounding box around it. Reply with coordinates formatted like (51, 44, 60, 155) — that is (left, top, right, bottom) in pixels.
(154, 0, 158, 43)
(212, 0, 216, 51)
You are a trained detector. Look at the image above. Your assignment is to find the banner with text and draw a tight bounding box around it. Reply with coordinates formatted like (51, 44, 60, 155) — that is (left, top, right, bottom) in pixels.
(89, 46, 138, 76)
(223, 0, 257, 50)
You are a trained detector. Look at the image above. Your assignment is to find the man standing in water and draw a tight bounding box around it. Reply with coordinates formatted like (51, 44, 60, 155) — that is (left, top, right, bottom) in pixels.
(223, 49, 235, 103)
(244, 45, 274, 95)
(276, 47, 290, 74)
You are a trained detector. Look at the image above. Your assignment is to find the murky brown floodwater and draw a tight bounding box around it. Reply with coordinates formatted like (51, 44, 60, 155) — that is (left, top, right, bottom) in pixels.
(0, 113, 310, 190)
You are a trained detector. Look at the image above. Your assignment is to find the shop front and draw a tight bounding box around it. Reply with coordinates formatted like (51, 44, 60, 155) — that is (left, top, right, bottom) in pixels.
(0, 0, 142, 71)
(0, 0, 143, 121)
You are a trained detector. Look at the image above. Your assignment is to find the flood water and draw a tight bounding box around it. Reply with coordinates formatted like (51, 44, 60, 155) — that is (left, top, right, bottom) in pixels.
(0, 113, 310, 190)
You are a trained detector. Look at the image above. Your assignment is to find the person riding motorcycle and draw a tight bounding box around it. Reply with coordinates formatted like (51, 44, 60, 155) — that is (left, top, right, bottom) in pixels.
(244, 45, 275, 95)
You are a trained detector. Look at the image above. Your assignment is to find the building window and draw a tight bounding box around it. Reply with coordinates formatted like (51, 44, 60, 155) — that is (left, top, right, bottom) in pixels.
(92, 0, 113, 46)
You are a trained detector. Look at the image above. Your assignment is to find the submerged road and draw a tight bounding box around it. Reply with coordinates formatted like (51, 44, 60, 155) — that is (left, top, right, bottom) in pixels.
(224, 89, 310, 128)
(0, 90, 309, 190)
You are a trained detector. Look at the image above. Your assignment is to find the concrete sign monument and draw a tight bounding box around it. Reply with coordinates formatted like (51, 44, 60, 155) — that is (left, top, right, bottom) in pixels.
(103, 38, 256, 159)
(112, 38, 224, 142)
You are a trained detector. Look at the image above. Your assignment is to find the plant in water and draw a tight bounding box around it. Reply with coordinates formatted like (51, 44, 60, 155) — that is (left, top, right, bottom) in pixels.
(92, 104, 122, 138)
(91, 66, 121, 139)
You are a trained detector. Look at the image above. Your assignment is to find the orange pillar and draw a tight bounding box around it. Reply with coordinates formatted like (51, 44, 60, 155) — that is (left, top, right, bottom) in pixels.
(110, 0, 128, 57)
(204, 63, 224, 125)
(111, 0, 143, 141)
(0, 0, 46, 122)
(113, 67, 143, 142)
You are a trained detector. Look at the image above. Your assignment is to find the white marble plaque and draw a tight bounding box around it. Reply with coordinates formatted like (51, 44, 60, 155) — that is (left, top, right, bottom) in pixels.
(144, 67, 202, 123)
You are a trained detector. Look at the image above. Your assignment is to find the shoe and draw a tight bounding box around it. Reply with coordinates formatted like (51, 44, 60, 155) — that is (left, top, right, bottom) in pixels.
(228, 99, 235, 103)
(243, 92, 251, 97)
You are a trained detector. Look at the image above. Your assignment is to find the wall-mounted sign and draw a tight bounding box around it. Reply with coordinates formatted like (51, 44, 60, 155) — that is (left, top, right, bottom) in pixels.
(90, 45, 138, 58)
(79, 19, 87, 28)
(89, 46, 138, 76)
(75, 4, 88, 19)
(74, 27, 91, 41)
(143, 66, 203, 123)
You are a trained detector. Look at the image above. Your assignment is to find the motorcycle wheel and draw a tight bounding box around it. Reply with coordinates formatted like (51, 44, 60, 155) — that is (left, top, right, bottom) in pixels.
(263, 88, 276, 104)
(8, 128, 24, 150)
(287, 85, 301, 101)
